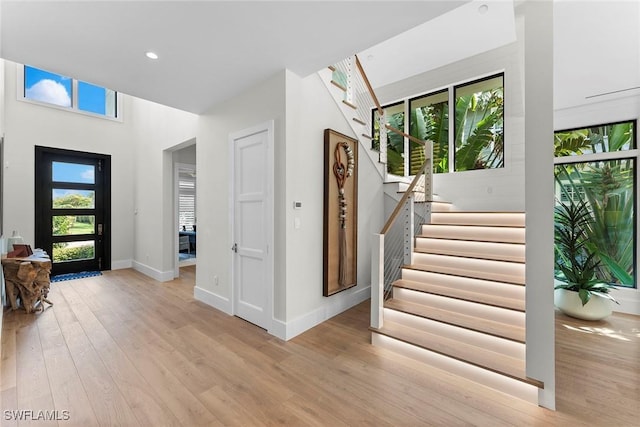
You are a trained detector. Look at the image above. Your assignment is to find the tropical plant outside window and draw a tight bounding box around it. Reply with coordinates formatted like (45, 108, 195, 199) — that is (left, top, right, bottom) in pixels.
(454, 75, 504, 171)
(372, 102, 405, 176)
(372, 73, 503, 176)
(410, 90, 448, 174)
(23, 65, 118, 118)
(554, 121, 636, 288)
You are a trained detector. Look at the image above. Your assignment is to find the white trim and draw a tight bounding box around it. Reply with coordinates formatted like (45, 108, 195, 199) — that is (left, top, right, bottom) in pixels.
(16, 63, 123, 122)
(111, 259, 133, 270)
(194, 286, 232, 315)
(132, 260, 173, 282)
(271, 285, 371, 341)
(229, 120, 275, 332)
(612, 287, 640, 315)
(554, 149, 638, 165)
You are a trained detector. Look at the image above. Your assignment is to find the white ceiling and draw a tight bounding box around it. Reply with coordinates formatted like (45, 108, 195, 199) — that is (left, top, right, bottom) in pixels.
(0, 0, 469, 114)
(2, 1, 637, 115)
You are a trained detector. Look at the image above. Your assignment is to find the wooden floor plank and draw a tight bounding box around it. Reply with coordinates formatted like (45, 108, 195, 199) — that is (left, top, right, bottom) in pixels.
(1, 265, 638, 426)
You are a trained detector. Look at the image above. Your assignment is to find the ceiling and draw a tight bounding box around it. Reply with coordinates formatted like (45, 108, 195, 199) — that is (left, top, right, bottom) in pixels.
(2, 1, 637, 115)
(0, 1, 469, 114)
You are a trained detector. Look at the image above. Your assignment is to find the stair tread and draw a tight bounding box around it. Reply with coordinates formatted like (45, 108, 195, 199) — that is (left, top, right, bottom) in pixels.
(371, 321, 542, 388)
(393, 279, 525, 311)
(416, 235, 524, 244)
(385, 298, 525, 342)
(331, 80, 347, 92)
(413, 247, 525, 263)
(416, 224, 526, 244)
(404, 263, 525, 286)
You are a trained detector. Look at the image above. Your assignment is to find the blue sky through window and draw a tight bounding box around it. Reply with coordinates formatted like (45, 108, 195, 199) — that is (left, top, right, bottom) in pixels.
(52, 162, 95, 184)
(24, 65, 116, 117)
(78, 81, 107, 115)
(25, 66, 71, 107)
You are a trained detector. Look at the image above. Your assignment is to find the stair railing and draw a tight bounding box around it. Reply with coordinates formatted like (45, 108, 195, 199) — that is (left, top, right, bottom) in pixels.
(329, 54, 433, 329)
(372, 145, 432, 329)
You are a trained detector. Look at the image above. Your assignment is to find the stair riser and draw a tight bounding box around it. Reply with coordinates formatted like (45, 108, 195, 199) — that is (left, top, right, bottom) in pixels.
(411, 253, 525, 284)
(415, 238, 525, 263)
(431, 212, 525, 227)
(384, 309, 524, 359)
(400, 269, 525, 301)
(371, 332, 538, 405)
(421, 225, 525, 243)
(392, 288, 525, 327)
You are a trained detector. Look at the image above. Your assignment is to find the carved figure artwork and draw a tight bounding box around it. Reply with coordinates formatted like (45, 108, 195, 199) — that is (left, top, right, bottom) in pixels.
(323, 129, 358, 296)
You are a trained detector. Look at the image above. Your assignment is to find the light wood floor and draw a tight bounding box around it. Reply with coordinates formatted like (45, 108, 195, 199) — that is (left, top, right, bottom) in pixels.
(1, 267, 638, 426)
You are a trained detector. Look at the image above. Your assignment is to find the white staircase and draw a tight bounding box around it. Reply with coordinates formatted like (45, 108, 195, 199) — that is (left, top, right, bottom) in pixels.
(318, 56, 543, 404)
(371, 209, 544, 403)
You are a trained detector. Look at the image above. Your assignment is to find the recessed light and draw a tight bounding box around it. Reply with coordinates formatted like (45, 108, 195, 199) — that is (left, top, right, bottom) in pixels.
(478, 4, 489, 15)
(145, 51, 159, 60)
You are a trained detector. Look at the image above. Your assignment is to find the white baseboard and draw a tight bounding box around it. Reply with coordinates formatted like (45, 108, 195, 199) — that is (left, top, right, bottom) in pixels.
(274, 285, 371, 341)
(111, 259, 133, 270)
(132, 260, 174, 282)
(194, 286, 232, 315)
(613, 287, 640, 315)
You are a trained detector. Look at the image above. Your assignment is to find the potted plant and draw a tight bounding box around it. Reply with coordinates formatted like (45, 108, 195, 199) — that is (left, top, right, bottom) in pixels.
(554, 200, 619, 320)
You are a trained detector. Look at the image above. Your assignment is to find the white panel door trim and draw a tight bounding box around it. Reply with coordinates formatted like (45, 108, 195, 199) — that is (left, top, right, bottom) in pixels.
(229, 120, 274, 332)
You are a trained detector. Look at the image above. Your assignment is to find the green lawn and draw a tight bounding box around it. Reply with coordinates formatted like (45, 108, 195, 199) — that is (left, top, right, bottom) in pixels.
(69, 221, 95, 235)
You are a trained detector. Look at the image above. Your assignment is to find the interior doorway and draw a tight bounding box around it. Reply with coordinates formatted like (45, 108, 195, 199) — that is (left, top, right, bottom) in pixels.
(176, 163, 196, 267)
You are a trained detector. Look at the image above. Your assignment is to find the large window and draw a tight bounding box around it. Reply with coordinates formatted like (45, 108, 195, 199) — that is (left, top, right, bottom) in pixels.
(454, 75, 504, 171)
(372, 73, 504, 176)
(21, 65, 119, 119)
(410, 90, 448, 174)
(554, 120, 636, 288)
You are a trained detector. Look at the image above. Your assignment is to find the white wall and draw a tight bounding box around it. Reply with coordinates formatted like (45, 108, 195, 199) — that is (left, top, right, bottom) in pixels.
(194, 71, 287, 322)
(2, 60, 198, 275)
(3, 61, 135, 266)
(194, 69, 384, 339)
(129, 96, 198, 279)
(282, 70, 382, 337)
(374, 29, 526, 212)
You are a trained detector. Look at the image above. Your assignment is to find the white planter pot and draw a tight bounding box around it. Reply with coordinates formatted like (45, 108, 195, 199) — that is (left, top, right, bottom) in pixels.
(554, 288, 612, 321)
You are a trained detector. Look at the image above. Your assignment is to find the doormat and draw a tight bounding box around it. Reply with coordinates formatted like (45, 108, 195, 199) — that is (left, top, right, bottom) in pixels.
(51, 271, 102, 283)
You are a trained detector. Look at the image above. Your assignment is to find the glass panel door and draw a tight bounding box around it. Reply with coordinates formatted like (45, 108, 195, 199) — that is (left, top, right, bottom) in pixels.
(35, 147, 110, 275)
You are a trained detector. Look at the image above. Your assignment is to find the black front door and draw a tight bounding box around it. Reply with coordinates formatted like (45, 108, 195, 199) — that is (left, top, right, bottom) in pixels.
(35, 146, 111, 275)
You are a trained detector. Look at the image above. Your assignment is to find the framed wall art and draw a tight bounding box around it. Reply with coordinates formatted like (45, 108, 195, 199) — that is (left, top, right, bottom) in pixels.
(323, 129, 358, 296)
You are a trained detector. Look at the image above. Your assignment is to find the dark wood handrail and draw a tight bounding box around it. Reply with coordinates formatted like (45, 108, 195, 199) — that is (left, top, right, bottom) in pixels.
(380, 158, 430, 235)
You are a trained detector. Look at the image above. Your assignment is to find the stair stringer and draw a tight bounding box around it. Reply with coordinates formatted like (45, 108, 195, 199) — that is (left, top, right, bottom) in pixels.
(317, 68, 385, 179)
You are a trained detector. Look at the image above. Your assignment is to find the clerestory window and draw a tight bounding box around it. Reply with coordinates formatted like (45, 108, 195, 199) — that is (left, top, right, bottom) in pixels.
(20, 65, 120, 120)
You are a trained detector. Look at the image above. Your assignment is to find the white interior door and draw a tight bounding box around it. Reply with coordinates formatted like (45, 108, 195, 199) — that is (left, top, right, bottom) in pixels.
(231, 122, 273, 330)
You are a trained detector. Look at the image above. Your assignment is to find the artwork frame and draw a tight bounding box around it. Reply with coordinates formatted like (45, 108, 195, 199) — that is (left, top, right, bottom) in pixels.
(323, 129, 358, 296)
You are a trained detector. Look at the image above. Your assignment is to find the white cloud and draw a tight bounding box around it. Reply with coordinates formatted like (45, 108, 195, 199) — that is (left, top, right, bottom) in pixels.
(26, 79, 71, 107)
(81, 169, 94, 181)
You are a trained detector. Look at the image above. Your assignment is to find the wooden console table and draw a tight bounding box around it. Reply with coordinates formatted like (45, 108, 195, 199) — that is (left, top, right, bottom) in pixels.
(2, 255, 53, 313)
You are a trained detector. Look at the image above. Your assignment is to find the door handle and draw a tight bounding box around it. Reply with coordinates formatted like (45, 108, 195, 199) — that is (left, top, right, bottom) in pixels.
(231, 243, 238, 253)
(98, 223, 103, 236)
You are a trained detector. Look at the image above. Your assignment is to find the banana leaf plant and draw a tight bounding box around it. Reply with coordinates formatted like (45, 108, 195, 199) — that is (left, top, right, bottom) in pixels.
(454, 88, 504, 171)
(554, 200, 619, 306)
